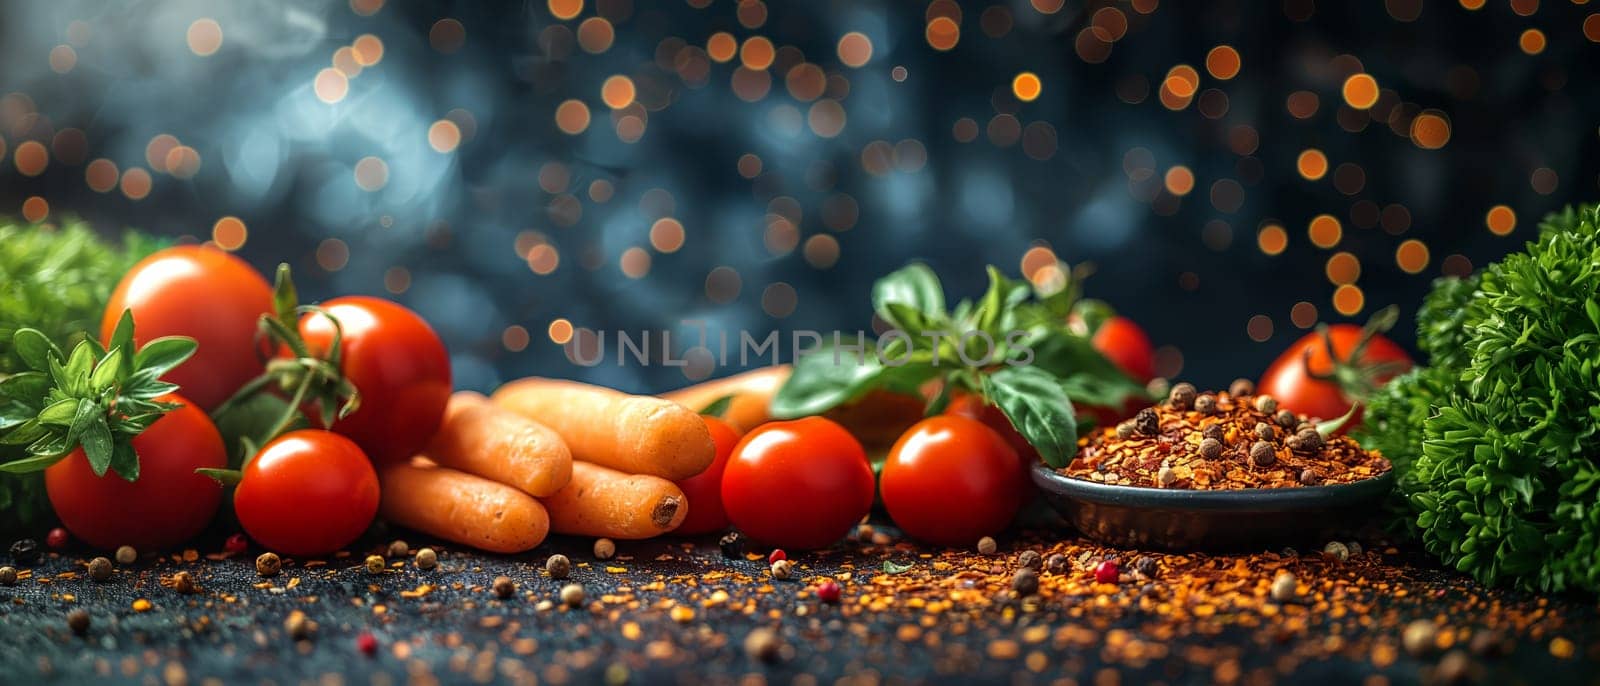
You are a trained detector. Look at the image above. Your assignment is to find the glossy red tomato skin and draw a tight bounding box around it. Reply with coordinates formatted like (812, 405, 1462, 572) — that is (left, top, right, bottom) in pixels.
(1092, 316, 1156, 384)
(673, 417, 741, 536)
(45, 394, 225, 551)
(102, 246, 274, 411)
(720, 417, 875, 550)
(944, 393, 1039, 476)
(298, 297, 451, 466)
(1259, 325, 1412, 426)
(880, 416, 1024, 547)
(233, 430, 379, 557)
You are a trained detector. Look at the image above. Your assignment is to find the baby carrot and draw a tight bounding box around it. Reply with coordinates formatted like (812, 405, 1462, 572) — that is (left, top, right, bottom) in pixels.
(424, 391, 573, 497)
(541, 462, 688, 539)
(379, 458, 550, 554)
(660, 365, 790, 433)
(490, 378, 714, 481)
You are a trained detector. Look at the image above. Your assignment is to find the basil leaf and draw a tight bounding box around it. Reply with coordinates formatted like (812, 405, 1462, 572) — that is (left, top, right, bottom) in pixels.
(872, 263, 946, 330)
(109, 440, 139, 481)
(9, 328, 60, 372)
(975, 266, 1030, 335)
(981, 366, 1078, 468)
(698, 395, 734, 417)
(770, 341, 887, 419)
(134, 336, 199, 377)
(80, 415, 114, 476)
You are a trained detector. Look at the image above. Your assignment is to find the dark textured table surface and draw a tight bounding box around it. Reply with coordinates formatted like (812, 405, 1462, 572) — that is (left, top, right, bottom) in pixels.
(3, 522, 1598, 686)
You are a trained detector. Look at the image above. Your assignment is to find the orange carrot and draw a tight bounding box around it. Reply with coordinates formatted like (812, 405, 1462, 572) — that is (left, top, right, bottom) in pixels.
(490, 378, 713, 481)
(541, 461, 687, 539)
(379, 458, 550, 553)
(660, 365, 790, 433)
(424, 391, 572, 497)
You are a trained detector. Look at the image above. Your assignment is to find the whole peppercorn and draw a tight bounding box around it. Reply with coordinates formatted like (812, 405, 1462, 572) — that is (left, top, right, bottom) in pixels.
(1436, 650, 1482, 684)
(1167, 382, 1197, 410)
(256, 552, 282, 577)
(1468, 629, 1508, 657)
(1197, 438, 1224, 461)
(1250, 441, 1276, 467)
(364, 555, 386, 574)
(1347, 541, 1364, 555)
(1288, 429, 1325, 453)
(1275, 409, 1298, 428)
(172, 571, 198, 594)
(718, 532, 745, 559)
(1402, 619, 1439, 656)
(356, 632, 378, 656)
(814, 579, 841, 603)
(285, 610, 315, 641)
(114, 545, 137, 565)
(545, 554, 572, 579)
(976, 536, 998, 555)
(1016, 550, 1042, 571)
(744, 627, 783, 663)
(0, 566, 17, 586)
(9, 538, 40, 565)
(1193, 394, 1217, 415)
(1132, 555, 1158, 578)
(1299, 469, 1320, 486)
(1201, 423, 1227, 443)
(770, 559, 794, 580)
(593, 538, 616, 560)
(1270, 571, 1297, 602)
(1114, 422, 1137, 440)
(492, 576, 515, 599)
(1323, 541, 1351, 562)
(1295, 422, 1317, 434)
(224, 534, 249, 555)
(1157, 466, 1178, 488)
(1133, 407, 1161, 436)
(1253, 395, 1278, 414)
(1045, 554, 1068, 574)
(46, 527, 70, 550)
(1229, 378, 1255, 397)
(560, 583, 586, 608)
(415, 548, 438, 570)
(87, 557, 113, 582)
(67, 608, 90, 636)
(1011, 568, 1039, 596)
(767, 549, 786, 564)
(386, 540, 410, 558)
(1255, 422, 1276, 441)
(1093, 559, 1120, 584)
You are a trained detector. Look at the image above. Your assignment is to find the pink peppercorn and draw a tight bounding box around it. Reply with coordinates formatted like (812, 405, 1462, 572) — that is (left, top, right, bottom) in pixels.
(815, 580, 841, 603)
(357, 632, 378, 656)
(1094, 559, 1120, 584)
(768, 549, 786, 564)
(46, 527, 70, 550)
(224, 534, 249, 554)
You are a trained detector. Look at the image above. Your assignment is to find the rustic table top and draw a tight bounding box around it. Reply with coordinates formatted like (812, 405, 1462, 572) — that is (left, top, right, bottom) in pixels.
(3, 522, 1597, 685)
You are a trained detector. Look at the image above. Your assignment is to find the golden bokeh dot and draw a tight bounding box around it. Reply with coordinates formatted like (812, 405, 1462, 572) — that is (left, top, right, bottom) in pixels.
(1090, 7, 1128, 42)
(1485, 205, 1516, 235)
(1012, 72, 1042, 102)
(1332, 285, 1365, 316)
(705, 266, 742, 303)
(21, 196, 48, 223)
(707, 32, 737, 63)
(1205, 45, 1241, 80)
(314, 68, 349, 104)
(187, 19, 223, 57)
(952, 117, 978, 142)
(761, 282, 798, 318)
(14, 140, 48, 176)
(145, 134, 179, 171)
(428, 119, 462, 153)
(354, 156, 388, 191)
(601, 75, 636, 109)
(615, 114, 646, 143)
(785, 63, 826, 101)
(1031, 0, 1065, 13)
(1289, 301, 1319, 329)
(987, 114, 1021, 147)
(588, 179, 614, 202)
(1324, 251, 1361, 285)
(802, 234, 841, 269)
(549, 0, 583, 20)
(1165, 65, 1200, 98)
(1246, 314, 1274, 343)
(119, 167, 152, 200)
(212, 216, 247, 251)
(764, 216, 800, 256)
(548, 318, 574, 345)
(577, 17, 613, 53)
(649, 218, 686, 253)
(1342, 73, 1379, 109)
(1509, 0, 1538, 16)
(352, 34, 384, 66)
(808, 99, 846, 138)
(383, 266, 411, 294)
(165, 146, 201, 179)
(333, 47, 363, 77)
(1297, 149, 1329, 180)
(737, 153, 762, 178)
(1020, 246, 1058, 282)
(1459, 0, 1486, 8)
(740, 37, 775, 70)
(1164, 165, 1195, 196)
(316, 238, 350, 271)
(1410, 111, 1451, 149)
(838, 32, 873, 67)
(1442, 254, 1473, 277)
(738, 0, 768, 28)
(527, 244, 560, 274)
(1308, 214, 1342, 249)
(925, 17, 960, 51)
(1257, 224, 1288, 256)
(1514, 28, 1547, 56)
(430, 18, 466, 53)
(538, 162, 570, 193)
(502, 325, 530, 353)
(620, 246, 652, 279)
(1585, 14, 1600, 42)
(1396, 239, 1430, 274)
(555, 99, 591, 134)
(49, 45, 77, 74)
(85, 158, 119, 192)
(731, 66, 772, 101)
(1286, 90, 1320, 119)
(351, 0, 386, 17)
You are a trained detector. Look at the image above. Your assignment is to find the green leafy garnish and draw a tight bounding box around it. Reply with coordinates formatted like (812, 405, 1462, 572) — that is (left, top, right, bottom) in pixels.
(0, 311, 196, 480)
(697, 395, 735, 418)
(881, 560, 913, 574)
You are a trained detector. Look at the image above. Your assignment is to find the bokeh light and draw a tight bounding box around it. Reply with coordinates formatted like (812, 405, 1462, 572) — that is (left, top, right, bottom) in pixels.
(1486, 205, 1516, 235)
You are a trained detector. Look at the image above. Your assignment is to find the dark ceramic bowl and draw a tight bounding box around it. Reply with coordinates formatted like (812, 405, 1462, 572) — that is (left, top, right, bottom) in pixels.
(1031, 464, 1395, 551)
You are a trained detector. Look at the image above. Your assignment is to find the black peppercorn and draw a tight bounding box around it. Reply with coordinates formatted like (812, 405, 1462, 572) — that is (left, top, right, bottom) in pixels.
(1255, 422, 1276, 441)
(1275, 409, 1298, 428)
(1045, 554, 1068, 574)
(1194, 394, 1217, 415)
(1253, 395, 1278, 414)
(1229, 378, 1254, 397)
(8, 538, 39, 565)
(1201, 423, 1227, 442)
(1115, 422, 1137, 440)
(1133, 407, 1160, 436)
(67, 608, 90, 636)
(1168, 382, 1197, 411)
(1250, 441, 1276, 467)
(1288, 428, 1325, 453)
(1299, 468, 1319, 485)
(718, 532, 745, 559)
(1132, 555, 1158, 578)
(1016, 550, 1042, 571)
(1011, 568, 1039, 596)
(1198, 437, 1224, 461)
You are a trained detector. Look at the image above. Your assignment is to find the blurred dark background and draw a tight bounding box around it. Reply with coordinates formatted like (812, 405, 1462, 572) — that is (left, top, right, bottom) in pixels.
(2, 0, 1596, 393)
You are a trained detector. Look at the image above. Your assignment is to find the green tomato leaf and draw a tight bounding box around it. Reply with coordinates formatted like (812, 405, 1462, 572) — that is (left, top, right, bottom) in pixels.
(872, 263, 946, 330)
(80, 415, 114, 477)
(981, 366, 1078, 468)
(9, 328, 60, 372)
(134, 336, 198, 377)
(273, 263, 300, 333)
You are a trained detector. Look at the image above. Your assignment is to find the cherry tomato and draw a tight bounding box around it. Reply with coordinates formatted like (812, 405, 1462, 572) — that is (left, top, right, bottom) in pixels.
(233, 429, 379, 557)
(45, 394, 225, 551)
(1260, 324, 1412, 428)
(720, 417, 874, 550)
(672, 416, 741, 536)
(1092, 315, 1155, 384)
(299, 296, 451, 465)
(944, 393, 1039, 476)
(880, 416, 1023, 547)
(102, 246, 274, 411)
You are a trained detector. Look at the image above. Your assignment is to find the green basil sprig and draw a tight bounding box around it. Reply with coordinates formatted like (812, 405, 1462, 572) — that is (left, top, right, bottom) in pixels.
(0, 310, 196, 481)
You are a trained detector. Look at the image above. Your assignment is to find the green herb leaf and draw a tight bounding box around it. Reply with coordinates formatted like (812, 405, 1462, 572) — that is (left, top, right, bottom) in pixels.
(881, 560, 913, 574)
(109, 440, 139, 482)
(273, 263, 300, 333)
(134, 336, 199, 377)
(0, 452, 69, 473)
(89, 346, 125, 392)
(982, 366, 1078, 468)
(9, 328, 60, 373)
(195, 468, 243, 486)
(0, 371, 50, 404)
(769, 340, 938, 419)
(698, 395, 735, 417)
(80, 415, 114, 477)
(872, 263, 946, 330)
(37, 398, 80, 426)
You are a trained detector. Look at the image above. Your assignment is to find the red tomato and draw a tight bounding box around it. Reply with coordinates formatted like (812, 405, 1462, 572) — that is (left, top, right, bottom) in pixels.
(1092, 315, 1155, 383)
(233, 430, 379, 556)
(45, 394, 225, 551)
(299, 297, 451, 465)
(720, 417, 874, 550)
(944, 393, 1038, 473)
(1259, 325, 1412, 427)
(880, 416, 1024, 546)
(102, 246, 274, 411)
(672, 416, 741, 536)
